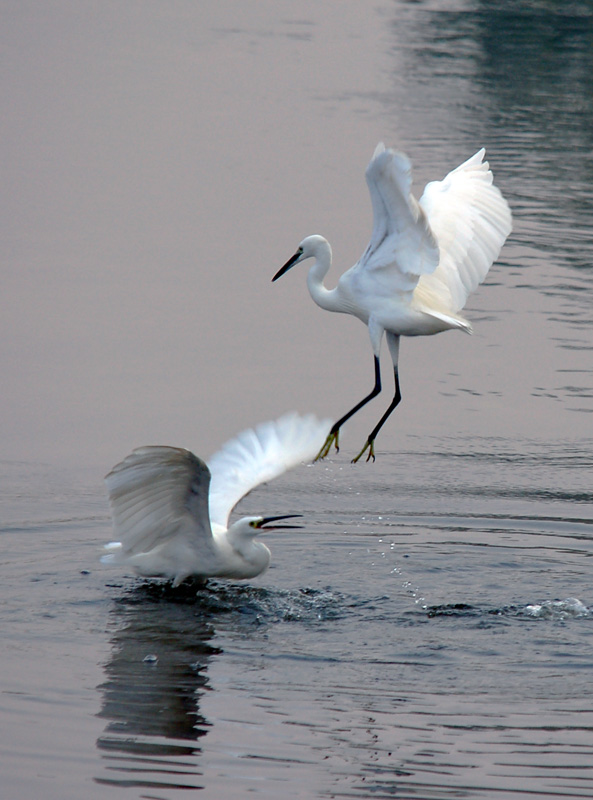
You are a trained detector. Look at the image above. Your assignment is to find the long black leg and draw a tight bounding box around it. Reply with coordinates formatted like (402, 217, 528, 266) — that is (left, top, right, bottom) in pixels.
(315, 356, 382, 460)
(367, 366, 401, 442)
(331, 355, 381, 434)
(352, 366, 401, 462)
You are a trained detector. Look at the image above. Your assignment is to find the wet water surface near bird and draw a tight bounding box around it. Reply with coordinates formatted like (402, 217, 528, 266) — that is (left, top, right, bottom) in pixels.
(2, 1, 593, 799)
(3, 441, 593, 799)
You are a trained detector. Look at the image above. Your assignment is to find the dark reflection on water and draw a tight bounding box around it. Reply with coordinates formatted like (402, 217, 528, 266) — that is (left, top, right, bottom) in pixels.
(95, 586, 218, 790)
(390, 2, 593, 159)
(94, 581, 348, 790)
(386, 2, 593, 326)
(377, 3, 593, 439)
(478, 3, 593, 153)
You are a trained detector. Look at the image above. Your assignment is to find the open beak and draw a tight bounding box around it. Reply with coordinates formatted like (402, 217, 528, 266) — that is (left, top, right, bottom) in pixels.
(257, 514, 303, 530)
(272, 250, 301, 282)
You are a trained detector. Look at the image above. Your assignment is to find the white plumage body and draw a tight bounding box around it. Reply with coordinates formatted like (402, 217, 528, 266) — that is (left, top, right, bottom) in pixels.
(274, 144, 512, 460)
(102, 413, 331, 585)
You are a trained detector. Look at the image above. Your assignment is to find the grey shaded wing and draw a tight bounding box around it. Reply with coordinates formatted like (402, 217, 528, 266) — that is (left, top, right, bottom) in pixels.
(104, 445, 213, 556)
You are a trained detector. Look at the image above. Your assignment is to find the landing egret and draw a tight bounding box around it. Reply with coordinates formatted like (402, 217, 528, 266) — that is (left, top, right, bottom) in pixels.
(273, 143, 512, 462)
(102, 412, 331, 586)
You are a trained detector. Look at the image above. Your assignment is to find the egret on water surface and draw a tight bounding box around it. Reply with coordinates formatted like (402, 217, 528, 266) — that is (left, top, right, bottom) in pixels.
(102, 413, 331, 586)
(273, 143, 512, 462)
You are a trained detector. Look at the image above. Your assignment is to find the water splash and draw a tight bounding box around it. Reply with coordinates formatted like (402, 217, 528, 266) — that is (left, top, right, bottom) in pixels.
(523, 597, 590, 619)
(424, 598, 591, 620)
(116, 578, 349, 625)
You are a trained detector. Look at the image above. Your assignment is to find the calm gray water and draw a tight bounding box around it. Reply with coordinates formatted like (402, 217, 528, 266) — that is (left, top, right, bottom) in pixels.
(2, 2, 593, 798)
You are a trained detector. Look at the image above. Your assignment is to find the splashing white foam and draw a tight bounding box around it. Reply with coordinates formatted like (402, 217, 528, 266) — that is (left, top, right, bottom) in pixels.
(524, 598, 590, 619)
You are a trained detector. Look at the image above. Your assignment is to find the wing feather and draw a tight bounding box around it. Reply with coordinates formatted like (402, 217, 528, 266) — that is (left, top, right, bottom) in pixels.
(207, 412, 332, 531)
(354, 145, 511, 313)
(360, 144, 439, 281)
(104, 446, 213, 557)
(417, 149, 512, 312)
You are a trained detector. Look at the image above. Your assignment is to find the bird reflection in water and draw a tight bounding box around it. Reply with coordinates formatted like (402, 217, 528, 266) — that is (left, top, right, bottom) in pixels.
(95, 581, 221, 791)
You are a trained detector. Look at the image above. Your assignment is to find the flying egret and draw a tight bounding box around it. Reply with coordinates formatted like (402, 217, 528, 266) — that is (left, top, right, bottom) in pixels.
(273, 143, 512, 462)
(102, 412, 331, 586)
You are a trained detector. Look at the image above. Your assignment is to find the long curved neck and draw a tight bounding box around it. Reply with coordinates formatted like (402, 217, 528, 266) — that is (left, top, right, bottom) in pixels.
(226, 521, 271, 574)
(306, 240, 343, 313)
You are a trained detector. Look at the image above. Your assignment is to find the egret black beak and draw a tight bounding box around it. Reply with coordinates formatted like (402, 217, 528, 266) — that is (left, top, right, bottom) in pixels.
(272, 250, 302, 282)
(257, 514, 303, 530)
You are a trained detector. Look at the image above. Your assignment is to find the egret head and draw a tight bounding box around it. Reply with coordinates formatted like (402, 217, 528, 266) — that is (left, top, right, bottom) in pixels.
(224, 514, 302, 578)
(232, 514, 303, 538)
(273, 235, 330, 281)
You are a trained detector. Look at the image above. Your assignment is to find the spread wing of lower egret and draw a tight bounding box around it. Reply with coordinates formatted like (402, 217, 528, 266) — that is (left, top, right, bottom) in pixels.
(207, 412, 332, 532)
(102, 412, 331, 585)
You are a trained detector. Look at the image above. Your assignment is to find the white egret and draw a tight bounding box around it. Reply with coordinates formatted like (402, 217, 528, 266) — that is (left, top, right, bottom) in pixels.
(273, 143, 512, 462)
(102, 412, 331, 586)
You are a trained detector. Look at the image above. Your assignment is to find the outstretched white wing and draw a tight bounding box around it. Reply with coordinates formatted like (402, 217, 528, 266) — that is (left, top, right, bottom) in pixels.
(356, 145, 511, 312)
(207, 412, 332, 532)
(417, 149, 512, 312)
(104, 446, 213, 558)
(359, 143, 439, 288)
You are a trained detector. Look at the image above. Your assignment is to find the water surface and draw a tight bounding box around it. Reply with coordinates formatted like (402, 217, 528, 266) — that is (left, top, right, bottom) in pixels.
(2, 1, 593, 798)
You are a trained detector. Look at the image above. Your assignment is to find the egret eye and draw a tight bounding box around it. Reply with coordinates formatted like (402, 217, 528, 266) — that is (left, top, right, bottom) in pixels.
(249, 520, 259, 528)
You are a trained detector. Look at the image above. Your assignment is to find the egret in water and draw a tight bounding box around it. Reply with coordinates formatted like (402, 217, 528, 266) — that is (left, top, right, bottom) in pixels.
(273, 143, 512, 462)
(102, 412, 331, 586)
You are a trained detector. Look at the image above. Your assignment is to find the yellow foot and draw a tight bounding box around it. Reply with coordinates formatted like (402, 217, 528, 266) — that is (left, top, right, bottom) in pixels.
(351, 439, 375, 463)
(314, 430, 340, 461)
